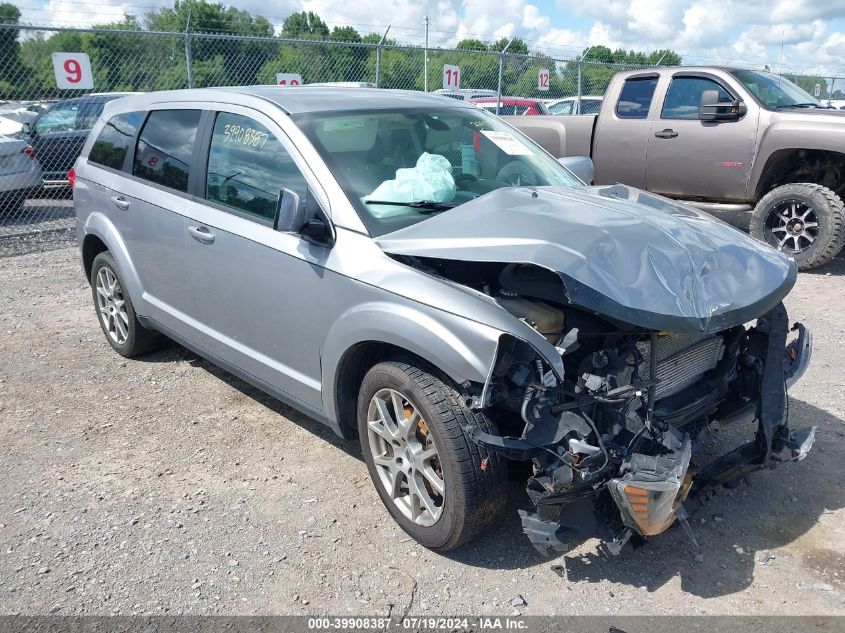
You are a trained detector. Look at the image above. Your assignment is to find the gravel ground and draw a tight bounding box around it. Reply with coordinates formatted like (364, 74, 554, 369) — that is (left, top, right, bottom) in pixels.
(1, 246, 844, 617)
(0, 200, 75, 258)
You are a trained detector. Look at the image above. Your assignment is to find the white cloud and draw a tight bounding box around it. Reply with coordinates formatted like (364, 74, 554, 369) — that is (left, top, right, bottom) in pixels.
(23, 0, 845, 74)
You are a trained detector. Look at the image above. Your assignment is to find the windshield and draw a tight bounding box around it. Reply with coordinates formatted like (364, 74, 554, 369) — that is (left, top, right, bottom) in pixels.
(293, 106, 581, 236)
(731, 69, 821, 111)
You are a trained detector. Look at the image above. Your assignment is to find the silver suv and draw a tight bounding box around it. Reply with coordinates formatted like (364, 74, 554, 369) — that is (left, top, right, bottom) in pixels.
(74, 87, 815, 555)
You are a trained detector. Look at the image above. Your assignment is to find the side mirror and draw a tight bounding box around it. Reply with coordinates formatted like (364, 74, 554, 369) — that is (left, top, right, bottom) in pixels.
(21, 122, 31, 135)
(275, 186, 335, 247)
(300, 216, 335, 247)
(699, 89, 746, 121)
(557, 155, 594, 184)
(275, 187, 304, 232)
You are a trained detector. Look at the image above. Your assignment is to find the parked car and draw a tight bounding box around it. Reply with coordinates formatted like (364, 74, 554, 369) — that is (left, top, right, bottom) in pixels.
(470, 96, 550, 115)
(19, 93, 135, 188)
(434, 88, 498, 101)
(505, 67, 845, 269)
(74, 87, 813, 555)
(0, 135, 42, 214)
(546, 96, 603, 115)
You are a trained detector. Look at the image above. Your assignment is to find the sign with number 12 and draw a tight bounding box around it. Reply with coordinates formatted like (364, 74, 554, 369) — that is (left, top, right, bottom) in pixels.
(538, 68, 550, 91)
(52, 53, 94, 90)
(443, 65, 460, 89)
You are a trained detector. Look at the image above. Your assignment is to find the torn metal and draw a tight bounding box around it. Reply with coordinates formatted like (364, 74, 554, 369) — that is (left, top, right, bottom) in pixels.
(378, 185, 814, 555)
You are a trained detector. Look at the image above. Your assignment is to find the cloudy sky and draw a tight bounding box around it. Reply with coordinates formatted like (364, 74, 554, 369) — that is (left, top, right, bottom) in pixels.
(22, 0, 845, 74)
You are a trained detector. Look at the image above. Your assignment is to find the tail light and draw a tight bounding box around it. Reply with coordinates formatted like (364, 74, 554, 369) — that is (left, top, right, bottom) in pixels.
(68, 167, 76, 190)
(21, 146, 36, 159)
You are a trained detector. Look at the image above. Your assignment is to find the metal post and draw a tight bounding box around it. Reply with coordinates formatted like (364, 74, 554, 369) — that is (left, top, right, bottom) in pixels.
(423, 15, 430, 92)
(184, 8, 193, 89)
(576, 58, 582, 113)
(496, 38, 513, 115)
(375, 26, 390, 88)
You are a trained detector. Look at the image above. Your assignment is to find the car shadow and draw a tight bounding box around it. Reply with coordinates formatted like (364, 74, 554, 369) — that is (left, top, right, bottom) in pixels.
(139, 344, 843, 596)
(803, 249, 845, 276)
(140, 344, 363, 461)
(447, 398, 843, 598)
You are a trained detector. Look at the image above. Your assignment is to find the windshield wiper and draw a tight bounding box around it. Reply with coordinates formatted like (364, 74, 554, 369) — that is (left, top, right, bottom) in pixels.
(777, 102, 825, 110)
(363, 199, 458, 212)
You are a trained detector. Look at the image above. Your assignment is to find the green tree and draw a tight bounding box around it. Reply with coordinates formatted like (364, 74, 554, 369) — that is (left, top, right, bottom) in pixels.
(456, 38, 487, 51)
(490, 37, 528, 55)
(281, 11, 329, 40)
(0, 3, 24, 95)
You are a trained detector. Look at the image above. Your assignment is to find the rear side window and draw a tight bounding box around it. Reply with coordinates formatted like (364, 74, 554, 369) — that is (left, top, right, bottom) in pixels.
(662, 77, 734, 119)
(205, 112, 307, 223)
(133, 109, 201, 193)
(616, 77, 658, 119)
(88, 111, 143, 170)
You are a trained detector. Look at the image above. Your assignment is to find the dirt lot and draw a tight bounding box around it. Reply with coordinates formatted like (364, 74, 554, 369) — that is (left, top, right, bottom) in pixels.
(1, 246, 844, 617)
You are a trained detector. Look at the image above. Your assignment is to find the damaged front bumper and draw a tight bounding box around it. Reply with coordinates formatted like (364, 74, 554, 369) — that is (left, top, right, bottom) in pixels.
(471, 303, 816, 557)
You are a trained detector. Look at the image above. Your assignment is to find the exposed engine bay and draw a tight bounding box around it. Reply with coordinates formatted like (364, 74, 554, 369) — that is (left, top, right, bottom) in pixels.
(399, 256, 816, 555)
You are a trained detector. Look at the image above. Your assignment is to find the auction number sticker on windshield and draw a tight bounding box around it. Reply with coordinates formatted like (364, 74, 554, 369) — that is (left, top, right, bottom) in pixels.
(222, 124, 269, 148)
(480, 130, 533, 156)
(322, 118, 367, 132)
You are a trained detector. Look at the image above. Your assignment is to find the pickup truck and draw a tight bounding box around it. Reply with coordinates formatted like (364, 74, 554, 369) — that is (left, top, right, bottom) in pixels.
(506, 66, 845, 269)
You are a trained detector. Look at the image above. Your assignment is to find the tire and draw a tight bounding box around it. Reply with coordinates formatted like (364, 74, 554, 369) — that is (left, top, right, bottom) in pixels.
(90, 251, 164, 357)
(750, 183, 845, 270)
(357, 359, 509, 551)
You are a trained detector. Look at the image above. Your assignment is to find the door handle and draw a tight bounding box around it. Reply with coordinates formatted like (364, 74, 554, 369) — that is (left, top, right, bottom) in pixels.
(188, 225, 215, 244)
(654, 129, 679, 139)
(110, 195, 130, 210)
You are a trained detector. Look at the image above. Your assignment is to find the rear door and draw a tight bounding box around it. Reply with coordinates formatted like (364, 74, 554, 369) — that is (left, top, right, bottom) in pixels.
(592, 74, 659, 188)
(113, 107, 204, 335)
(181, 106, 330, 409)
(645, 73, 759, 200)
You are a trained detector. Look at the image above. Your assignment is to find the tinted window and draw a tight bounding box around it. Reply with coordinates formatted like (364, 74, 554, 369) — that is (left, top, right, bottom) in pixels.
(616, 77, 658, 119)
(133, 110, 201, 193)
(205, 112, 307, 223)
(581, 99, 602, 115)
(662, 77, 733, 119)
(88, 111, 143, 170)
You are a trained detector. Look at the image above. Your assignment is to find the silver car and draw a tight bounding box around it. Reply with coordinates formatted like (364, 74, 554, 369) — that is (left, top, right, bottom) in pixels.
(74, 87, 814, 554)
(0, 134, 42, 214)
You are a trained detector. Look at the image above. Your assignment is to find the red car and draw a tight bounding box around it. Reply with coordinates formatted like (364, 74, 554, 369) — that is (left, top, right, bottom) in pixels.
(469, 96, 550, 116)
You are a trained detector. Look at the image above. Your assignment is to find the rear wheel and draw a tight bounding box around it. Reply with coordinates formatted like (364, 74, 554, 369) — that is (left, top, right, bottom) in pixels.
(90, 252, 164, 357)
(750, 183, 845, 270)
(357, 359, 508, 550)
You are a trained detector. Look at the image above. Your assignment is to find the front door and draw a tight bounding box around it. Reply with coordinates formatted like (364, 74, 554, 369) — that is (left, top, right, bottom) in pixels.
(183, 107, 331, 409)
(645, 74, 759, 201)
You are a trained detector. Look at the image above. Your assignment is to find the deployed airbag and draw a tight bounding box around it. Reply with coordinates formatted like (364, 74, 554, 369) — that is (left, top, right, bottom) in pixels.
(365, 152, 456, 209)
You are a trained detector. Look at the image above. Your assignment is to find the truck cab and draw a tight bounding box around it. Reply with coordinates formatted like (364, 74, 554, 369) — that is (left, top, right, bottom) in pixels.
(508, 66, 845, 270)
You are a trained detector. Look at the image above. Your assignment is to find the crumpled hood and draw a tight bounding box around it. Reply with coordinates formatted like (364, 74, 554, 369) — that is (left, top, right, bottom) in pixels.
(376, 185, 797, 333)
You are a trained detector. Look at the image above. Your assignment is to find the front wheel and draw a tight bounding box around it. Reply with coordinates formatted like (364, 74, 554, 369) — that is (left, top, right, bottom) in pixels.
(357, 359, 508, 550)
(750, 183, 845, 270)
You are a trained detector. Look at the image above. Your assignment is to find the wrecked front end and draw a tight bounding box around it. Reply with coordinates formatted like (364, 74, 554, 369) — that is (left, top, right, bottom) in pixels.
(473, 300, 814, 555)
(377, 186, 817, 555)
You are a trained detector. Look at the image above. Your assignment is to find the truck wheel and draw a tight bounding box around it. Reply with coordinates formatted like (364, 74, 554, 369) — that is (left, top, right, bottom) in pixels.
(750, 183, 845, 270)
(357, 359, 508, 551)
(90, 252, 164, 357)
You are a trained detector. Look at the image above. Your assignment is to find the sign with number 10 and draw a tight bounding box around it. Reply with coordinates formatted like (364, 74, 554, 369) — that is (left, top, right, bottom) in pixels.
(52, 53, 94, 90)
(443, 65, 460, 89)
(276, 73, 303, 86)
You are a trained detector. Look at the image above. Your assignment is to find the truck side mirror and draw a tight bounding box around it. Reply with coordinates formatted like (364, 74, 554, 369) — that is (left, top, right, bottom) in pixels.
(699, 89, 747, 121)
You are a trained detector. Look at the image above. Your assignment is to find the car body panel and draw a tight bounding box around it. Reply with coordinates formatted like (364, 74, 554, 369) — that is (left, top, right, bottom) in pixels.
(376, 185, 797, 333)
(0, 135, 42, 194)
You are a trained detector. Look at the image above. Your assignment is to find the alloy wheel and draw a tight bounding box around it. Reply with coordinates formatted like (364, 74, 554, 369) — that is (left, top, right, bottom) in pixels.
(366, 388, 445, 527)
(765, 199, 820, 254)
(95, 266, 129, 345)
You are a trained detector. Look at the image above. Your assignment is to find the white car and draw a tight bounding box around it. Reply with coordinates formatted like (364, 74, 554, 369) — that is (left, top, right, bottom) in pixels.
(546, 96, 603, 115)
(433, 88, 498, 101)
(0, 135, 43, 214)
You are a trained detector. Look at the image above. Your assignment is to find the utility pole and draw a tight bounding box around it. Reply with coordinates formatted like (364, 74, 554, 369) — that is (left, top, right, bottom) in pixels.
(423, 13, 430, 92)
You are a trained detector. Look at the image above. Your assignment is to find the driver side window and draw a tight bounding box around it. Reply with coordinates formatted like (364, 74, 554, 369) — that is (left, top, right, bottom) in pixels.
(662, 77, 733, 120)
(205, 112, 307, 224)
(34, 103, 77, 134)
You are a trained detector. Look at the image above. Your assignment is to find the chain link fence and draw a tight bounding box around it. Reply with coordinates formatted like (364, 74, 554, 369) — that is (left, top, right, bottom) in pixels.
(1, 22, 843, 245)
